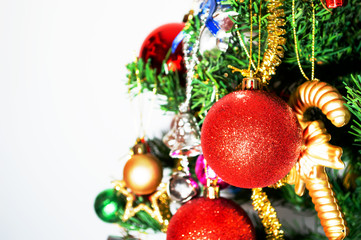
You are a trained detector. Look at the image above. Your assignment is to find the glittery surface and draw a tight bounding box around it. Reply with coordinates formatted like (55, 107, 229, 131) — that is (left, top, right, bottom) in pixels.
(166, 197, 256, 240)
(201, 90, 303, 188)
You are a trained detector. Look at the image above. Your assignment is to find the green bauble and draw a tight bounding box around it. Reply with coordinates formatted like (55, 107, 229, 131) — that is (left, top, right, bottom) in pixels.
(94, 188, 121, 223)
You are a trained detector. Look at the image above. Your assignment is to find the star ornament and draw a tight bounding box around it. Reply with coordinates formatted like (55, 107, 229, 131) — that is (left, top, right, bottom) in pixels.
(112, 180, 168, 227)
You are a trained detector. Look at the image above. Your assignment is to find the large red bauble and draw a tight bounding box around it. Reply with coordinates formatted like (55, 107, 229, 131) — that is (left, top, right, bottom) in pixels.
(139, 23, 185, 74)
(201, 90, 303, 189)
(167, 197, 256, 240)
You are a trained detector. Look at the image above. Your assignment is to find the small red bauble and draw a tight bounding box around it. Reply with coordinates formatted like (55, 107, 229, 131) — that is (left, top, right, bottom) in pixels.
(167, 197, 256, 240)
(326, 0, 347, 8)
(139, 23, 185, 74)
(201, 90, 303, 189)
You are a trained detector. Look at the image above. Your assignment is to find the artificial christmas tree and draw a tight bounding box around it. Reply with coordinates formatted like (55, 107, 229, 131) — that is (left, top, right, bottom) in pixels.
(95, 0, 361, 239)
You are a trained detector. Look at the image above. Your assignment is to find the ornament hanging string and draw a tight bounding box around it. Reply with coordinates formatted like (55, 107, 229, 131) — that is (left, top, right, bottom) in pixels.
(252, 0, 262, 76)
(248, 0, 254, 74)
(229, 0, 286, 84)
(247, 0, 262, 75)
(128, 57, 158, 140)
(144, 75, 157, 137)
(135, 66, 145, 138)
(292, 0, 316, 81)
(229, 0, 262, 77)
(233, 25, 257, 71)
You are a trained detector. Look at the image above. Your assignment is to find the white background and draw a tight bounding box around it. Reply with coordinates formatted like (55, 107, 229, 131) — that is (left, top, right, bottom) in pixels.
(0, 0, 192, 239)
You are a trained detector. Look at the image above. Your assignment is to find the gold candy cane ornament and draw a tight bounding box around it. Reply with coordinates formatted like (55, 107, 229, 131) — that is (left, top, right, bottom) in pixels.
(289, 80, 351, 129)
(288, 80, 351, 240)
(288, 0, 351, 238)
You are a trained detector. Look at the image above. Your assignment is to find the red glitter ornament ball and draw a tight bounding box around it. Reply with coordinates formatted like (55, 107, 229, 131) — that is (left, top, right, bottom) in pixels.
(139, 23, 185, 74)
(166, 197, 256, 240)
(201, 90, 303, 189)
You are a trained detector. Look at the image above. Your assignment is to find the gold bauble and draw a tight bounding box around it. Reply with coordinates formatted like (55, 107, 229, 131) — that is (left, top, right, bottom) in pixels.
(123, 154, 163, 195)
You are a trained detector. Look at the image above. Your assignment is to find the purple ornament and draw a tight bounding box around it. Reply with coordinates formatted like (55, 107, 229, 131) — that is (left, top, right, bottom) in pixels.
(195, 154, 229, 189)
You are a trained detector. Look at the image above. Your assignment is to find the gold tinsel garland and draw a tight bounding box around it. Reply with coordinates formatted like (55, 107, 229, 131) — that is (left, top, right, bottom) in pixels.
(230, 0, 286, 83)
(251, 188, 284, 240)
(258, 0, 286, 84)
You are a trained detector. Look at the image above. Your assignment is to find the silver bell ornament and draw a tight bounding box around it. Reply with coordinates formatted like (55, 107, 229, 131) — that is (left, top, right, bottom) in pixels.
(167, 170, 199, 203)
(168, 112, 202, 158)
(162, 114, 179, 149)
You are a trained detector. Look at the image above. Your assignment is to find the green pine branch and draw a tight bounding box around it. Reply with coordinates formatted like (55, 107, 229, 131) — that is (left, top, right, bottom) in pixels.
(344, 74, 361, 153)
(126, 58, 185, 112)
